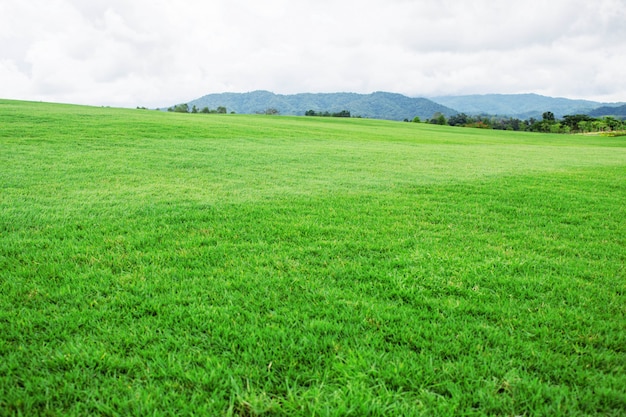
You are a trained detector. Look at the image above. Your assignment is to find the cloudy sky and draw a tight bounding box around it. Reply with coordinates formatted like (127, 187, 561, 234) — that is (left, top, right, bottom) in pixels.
(1, 0, 625, 108)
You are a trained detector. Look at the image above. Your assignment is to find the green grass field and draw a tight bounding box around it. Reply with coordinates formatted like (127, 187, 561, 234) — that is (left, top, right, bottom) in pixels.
(1, 99, 625, 416)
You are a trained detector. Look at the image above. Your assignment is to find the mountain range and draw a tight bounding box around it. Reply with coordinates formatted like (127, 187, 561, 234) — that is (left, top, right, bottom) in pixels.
(175, 91, 625, 121)
(429, 94, 625, 119)
(184, 91, 456, 121)
(588, 104, 626, 118)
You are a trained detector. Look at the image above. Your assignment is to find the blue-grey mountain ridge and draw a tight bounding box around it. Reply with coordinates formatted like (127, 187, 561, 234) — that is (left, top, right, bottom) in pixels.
(175, 91, 625, 121)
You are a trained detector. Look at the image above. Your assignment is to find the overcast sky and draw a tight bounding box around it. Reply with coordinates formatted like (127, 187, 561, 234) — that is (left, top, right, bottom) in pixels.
(2, 0, 625, 108)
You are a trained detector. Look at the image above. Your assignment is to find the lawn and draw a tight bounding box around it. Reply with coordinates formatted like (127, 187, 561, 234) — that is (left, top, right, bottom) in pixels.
(1, 100, 625, 416)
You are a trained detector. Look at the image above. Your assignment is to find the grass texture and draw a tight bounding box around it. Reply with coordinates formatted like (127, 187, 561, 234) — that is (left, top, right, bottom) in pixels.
(1, 100, 625, 416)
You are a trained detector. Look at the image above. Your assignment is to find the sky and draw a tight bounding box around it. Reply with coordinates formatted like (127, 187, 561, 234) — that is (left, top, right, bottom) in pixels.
(1, 0, 626, 108)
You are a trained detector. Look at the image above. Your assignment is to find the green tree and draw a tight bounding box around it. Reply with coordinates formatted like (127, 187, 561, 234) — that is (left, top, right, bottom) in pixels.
(447, 113, 469, 126)
(603, 116, 621, 131)
(549, 123, 564, 134)
(562, 114, 595, 132)
(542, 111, 556, 123)
(578, 121, 591, 133)
(217, 106, 227, 114)
(173, 103, 189, 113)
(429, 112, 446, 125)
(592, 120, 607, 132)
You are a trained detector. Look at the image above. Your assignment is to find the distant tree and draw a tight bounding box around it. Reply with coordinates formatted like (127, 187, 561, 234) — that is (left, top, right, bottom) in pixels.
(191, 105, 198, 114)
(592, 120, 608, 132)
(528, 113, 554, 132)
(578, 120, 591, 133)
(172, 103, 189, 113)
(447, 113, 469, 127)
(265, 108, 279, 115)
(489, 116, 525, 131)
(509, 118, 522, 131)
(529, 120, 550, 132)
(549, 123, 563, 134)
(429, 112, 447, 125)
(603, 116, 622, 131)
(562, 114, 595, 132)
(217, 106, 227, 114)
(306, 109, 350, 117)
(412, 116, 421, 123)
(201, 107, 210, 114)
(466, 120, 491, 129)
(542, 111, 556, 123)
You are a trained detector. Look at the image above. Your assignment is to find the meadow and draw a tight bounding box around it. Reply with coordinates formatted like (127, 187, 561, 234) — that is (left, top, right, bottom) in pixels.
(1, 99, 625, 416)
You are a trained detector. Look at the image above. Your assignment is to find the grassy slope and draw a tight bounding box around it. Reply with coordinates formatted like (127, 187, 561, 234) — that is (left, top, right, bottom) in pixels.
(1, 100, 625, 416)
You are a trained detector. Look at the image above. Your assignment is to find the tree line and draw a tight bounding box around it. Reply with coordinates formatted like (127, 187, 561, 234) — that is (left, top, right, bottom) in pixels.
(305, 110, 352, 118)
(167, 104, 284, 115)
(167, 104, 231, 114)
(408, 112, 626, 134)
(161, 102, 624, 134)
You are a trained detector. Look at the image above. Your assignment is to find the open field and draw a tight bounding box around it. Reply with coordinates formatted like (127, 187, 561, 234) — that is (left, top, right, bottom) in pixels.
(1, 100, 625, 416)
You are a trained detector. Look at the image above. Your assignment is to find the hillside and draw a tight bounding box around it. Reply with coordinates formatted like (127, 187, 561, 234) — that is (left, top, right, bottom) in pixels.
(429, 93, 624, 119)
(179, 91, 457, 121)
(170, 91, 626, 121)
(2, 99, 626, 416)
(588, 104, 626, 118)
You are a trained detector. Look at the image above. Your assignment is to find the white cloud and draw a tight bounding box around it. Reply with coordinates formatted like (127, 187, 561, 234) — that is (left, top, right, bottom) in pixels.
(1, 0, 625, 107)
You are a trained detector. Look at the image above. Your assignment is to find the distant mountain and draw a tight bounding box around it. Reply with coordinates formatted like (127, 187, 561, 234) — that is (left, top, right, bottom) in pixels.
(169, 91, 626, 121)
(588, 104, 626, 118)
(429, 93, 624, 119)
(178, 91, 457, 121)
